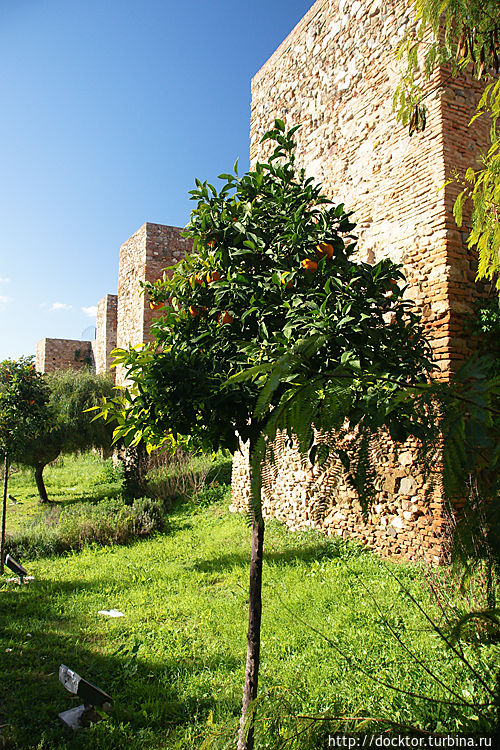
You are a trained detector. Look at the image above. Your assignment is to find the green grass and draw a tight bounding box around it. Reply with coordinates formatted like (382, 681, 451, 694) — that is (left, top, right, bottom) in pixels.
(5, 454, 124, 533)
(0, 456, 497, 749)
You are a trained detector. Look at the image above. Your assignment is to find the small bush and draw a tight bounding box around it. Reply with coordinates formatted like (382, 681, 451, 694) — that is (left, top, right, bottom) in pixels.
(6, 495, 168, 560)
(131, 496, 167, 536)
(7, 521, 64, 559)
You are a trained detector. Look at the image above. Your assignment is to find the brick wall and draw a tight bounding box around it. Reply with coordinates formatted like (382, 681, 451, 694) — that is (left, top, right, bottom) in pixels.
(36, 223, 191, 384)
(35, 338, 93, 373)
(92, 293, 118, 379)
(231, 431, 448, 563)
(231, 0, 490, 560)
(115, 222, 192, 385)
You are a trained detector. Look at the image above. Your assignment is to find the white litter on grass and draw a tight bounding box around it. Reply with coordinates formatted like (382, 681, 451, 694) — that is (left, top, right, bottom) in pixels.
(98, 609, 124, 618)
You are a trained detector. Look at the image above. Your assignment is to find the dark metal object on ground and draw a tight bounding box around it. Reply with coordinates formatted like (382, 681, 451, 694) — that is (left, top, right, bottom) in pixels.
(58, 665, 112, 730)
(4, 554, 27, 583)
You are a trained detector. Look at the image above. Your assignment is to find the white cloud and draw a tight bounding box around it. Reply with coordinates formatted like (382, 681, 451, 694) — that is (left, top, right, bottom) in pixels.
(50, 301, 72, 312)
(0, 277, 10, 283)
(0, 295, 10, 306)
(82, 305, 98, 318)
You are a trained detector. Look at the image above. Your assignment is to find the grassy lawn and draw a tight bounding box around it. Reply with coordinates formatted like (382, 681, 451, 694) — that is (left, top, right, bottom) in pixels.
(0, 455, 497, 749)
(5, 454, 123, 534)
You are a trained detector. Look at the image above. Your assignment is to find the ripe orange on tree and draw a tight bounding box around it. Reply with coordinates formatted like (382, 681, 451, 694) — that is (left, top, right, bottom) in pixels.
(218, 311, 234, 325)
(301, 259, 318, 272)
(316, 242, 334, 258)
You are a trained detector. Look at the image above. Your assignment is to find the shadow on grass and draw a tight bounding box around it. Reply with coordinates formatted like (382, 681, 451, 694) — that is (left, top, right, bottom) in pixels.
(191, 542, 329, 574)
(206, 458, 233, 486)
(0, 577, 240, 750)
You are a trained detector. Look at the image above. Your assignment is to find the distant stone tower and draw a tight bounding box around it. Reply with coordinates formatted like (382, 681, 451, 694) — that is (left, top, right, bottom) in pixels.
(115, 223, 192, 385)
(36, 338, 94, 373)
(93, 294, 118, 376)
(231, 0, 490, 561)
(36, 223, 192, 382)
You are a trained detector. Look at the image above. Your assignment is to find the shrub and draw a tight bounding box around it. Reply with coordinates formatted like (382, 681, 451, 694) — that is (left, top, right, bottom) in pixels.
(5, 495, 168, 560)
(131, 496, 167, 536)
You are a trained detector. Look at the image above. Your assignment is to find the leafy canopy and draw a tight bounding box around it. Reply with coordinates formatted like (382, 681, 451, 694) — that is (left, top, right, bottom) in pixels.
(394, 0, 500, 289)
(0, 357, 50, 460)
(19, 368, 115, 469)
(105, 122, 432, 459)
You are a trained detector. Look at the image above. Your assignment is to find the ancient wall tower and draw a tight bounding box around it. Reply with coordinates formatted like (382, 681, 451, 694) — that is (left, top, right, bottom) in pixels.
(36, 223, 192, 383)
(115, 223, 191, 384)
(93, 294, 118, 376)
(230, 0, 489, 561)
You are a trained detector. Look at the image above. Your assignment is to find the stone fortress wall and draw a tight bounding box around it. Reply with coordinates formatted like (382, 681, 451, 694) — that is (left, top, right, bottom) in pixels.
(115, 223, 192, 384)
(36, 0, 488, 561)
(92, 294, 118, 376)
(36, 338, 94, 373)
(230, 0, 489, 562)
(35, 223, 192, 385)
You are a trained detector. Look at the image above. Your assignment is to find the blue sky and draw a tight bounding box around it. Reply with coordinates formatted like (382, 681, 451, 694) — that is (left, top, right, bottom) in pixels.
(0, 0, 312, 360)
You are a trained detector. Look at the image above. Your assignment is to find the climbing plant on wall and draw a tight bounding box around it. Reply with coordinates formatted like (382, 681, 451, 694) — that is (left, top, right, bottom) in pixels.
(394, 0, 500, 290)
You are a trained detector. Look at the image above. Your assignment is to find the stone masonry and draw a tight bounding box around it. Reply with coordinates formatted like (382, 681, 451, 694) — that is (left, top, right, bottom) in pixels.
(36, 0, 489, 561)
(36, 223, 191, 384)
(36, 338, 93, 373)
(91, 294, 118, 379)
(115, 223, 191, 384)
(230, 0, 490, 562)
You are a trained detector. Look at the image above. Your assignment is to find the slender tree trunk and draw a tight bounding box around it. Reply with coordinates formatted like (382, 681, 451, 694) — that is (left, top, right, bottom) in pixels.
(238, 514, 265, 750)
(1, 454, 8, 574)
(35, 463, 50, 503)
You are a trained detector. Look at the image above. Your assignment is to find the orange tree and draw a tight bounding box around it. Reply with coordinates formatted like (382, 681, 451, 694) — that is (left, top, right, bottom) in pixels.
(104, 121, 433, 749)
(0, 357, 50, 572)
(19, 368, 115, 503)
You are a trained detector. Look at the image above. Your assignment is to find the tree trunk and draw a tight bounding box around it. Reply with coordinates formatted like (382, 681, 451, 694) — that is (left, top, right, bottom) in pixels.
(238, 515, 265, 750)
(35, 463, 50, 503)
(118, 443, 147, 502)
(1, 454, 8, 574)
